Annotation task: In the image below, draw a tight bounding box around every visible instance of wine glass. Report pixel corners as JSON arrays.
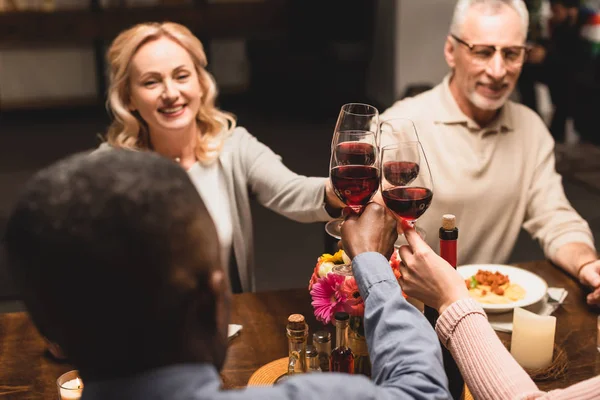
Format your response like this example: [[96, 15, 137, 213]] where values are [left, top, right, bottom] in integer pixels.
[[325, 130, 380, 239], [380, 142, 434, 247], [325, 103, 379, 239], [379, 118, 427, 245], [379, 117, 420, 148], [334, 103, 379, 139]]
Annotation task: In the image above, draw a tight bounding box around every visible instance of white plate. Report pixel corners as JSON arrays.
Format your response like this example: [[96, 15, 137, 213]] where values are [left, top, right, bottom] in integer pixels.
[[457, 264, 548, 314]]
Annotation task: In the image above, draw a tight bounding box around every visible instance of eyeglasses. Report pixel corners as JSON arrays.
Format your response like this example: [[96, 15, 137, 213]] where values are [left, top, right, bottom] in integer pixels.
[[450, 34, 529, 68]]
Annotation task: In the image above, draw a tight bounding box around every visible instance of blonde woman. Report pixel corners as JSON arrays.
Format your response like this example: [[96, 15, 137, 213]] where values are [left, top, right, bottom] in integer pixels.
[[98, 22, 343, 293]]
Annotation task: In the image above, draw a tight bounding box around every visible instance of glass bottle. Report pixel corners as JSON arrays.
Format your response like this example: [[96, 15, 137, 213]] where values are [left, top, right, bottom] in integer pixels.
[[313, 330, 331, 372], [286, 314, 308, 375], [306, 345, 322, 372], [438, 214, 464, 400], [330, 311, 354, 373]]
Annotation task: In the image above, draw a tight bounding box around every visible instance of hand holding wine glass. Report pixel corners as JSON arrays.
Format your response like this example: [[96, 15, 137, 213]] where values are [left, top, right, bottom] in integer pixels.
[[341, 202, 398, 261], [396, 225, 468, 314]]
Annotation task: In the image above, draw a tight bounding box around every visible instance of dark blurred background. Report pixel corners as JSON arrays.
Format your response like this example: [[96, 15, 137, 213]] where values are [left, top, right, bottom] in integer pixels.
[[1, 0, 600, 312]]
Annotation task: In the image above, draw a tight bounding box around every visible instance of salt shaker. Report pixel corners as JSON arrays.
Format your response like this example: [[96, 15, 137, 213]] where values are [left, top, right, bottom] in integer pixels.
[[313, 330, 331, 372]]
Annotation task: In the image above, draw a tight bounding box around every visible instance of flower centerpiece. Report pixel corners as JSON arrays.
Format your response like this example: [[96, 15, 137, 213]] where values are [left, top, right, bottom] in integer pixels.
[[308, 249, 404, 376]]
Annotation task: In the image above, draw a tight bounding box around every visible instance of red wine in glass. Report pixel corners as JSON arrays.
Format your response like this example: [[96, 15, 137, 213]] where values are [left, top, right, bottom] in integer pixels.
[[383, 161, 420, 186], [335, 142, 376, 166], [382, 187, 433, 222], [330, 165, 379, 212]]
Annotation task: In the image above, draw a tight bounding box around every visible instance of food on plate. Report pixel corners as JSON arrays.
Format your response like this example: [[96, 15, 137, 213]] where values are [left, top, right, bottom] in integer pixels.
[[465, 269, 526, 304]]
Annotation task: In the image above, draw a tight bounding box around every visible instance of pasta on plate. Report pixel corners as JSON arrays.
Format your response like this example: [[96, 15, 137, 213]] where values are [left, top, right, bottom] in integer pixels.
[[465, 270, 526, 304]]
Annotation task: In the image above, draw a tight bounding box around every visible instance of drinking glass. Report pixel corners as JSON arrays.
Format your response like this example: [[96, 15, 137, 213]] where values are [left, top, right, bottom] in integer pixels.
[[56, 370, 83, 400], [325, 103, 379, 239], [380, 118, 428, 245], [379, 117, 420, 147], [334, 103, 379, 140], [325, 130, 379, 239], [380, 142, 434, 247]]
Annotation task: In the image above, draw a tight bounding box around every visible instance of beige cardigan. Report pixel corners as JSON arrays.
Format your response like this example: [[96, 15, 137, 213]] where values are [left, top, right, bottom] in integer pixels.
[[214, 127, 331, 291], [96, 127, 331, 292]]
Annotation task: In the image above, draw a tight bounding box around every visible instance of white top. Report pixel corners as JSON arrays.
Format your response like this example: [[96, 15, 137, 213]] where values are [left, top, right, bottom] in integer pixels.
[[187, 161, 233, 266]]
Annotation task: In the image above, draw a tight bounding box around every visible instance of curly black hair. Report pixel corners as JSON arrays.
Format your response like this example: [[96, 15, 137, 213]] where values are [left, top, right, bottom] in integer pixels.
[[3, 149, 221, 379]]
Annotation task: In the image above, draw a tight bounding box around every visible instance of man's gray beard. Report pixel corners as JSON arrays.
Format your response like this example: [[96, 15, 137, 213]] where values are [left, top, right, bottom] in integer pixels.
[[468, 89, 512, 111]]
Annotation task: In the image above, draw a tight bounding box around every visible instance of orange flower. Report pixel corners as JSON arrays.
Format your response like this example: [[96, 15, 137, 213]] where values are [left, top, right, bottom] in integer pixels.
[[389, 249, 401, 274], [309, 250, 346, 291], [341, 277, 365, 316]]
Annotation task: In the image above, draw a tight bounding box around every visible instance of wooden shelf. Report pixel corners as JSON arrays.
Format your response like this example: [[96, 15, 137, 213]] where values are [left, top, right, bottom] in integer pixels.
[[0, 1, 287, 47]]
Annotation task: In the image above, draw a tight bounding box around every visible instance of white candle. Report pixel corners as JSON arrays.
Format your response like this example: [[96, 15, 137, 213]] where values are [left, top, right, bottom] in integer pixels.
[[510, 307, 556, 370], [59, 377, 83, 400]]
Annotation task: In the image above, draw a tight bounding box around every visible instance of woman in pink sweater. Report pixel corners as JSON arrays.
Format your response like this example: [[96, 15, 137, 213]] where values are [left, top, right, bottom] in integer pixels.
[[397, 226, 600, 400]]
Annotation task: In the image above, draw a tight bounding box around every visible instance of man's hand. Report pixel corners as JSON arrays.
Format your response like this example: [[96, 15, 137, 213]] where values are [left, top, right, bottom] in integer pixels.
[[340, 203, 398, 260], [397, 226, 469, 314], [579, 261, 600, 305], [553, 243, 600, 306], [371, 191, 406, 236]]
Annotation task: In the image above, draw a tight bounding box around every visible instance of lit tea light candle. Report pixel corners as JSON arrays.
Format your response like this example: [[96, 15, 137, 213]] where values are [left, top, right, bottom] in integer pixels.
[[510, 307, 556, 370], [57, 371, 84, 400]]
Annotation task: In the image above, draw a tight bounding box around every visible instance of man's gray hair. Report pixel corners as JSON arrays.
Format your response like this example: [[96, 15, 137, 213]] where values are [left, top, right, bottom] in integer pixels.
[[449, 0, 529, 37]]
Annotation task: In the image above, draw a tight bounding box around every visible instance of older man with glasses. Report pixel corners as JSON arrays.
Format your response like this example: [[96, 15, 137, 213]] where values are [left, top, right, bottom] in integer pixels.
[[381, 0, 599, 305]]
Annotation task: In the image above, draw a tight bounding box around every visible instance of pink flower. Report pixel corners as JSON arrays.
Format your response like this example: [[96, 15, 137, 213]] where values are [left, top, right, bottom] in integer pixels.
[[310, 273, 349, 324], [341, 277, 364, 317]]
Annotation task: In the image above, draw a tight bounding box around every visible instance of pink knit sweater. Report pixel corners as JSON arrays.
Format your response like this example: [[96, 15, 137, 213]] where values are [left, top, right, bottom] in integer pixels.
[[436, 298, 600, 399]]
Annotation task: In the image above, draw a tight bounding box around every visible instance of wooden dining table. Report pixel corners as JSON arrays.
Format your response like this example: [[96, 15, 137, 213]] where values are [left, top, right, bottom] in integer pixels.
[[0, 260, 598, 398]]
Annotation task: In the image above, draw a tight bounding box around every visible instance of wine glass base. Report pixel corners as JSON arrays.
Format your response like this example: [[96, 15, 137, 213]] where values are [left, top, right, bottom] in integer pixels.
[[325, 219, 343, 240], [394, 225, 426, 248]]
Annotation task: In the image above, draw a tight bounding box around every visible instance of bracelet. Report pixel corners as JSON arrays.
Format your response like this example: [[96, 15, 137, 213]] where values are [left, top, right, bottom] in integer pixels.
[[577, 259, 598, 277]]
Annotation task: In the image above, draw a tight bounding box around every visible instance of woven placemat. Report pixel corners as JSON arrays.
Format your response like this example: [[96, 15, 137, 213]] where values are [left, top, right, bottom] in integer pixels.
[[247, 358, 475, 397], [247, 357, 288, 386], [248, 359, 473, 400], [464, 386, 473, 400]]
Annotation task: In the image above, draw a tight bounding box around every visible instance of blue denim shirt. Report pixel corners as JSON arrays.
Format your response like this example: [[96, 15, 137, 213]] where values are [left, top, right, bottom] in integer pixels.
[[82, 252, 450, 400]]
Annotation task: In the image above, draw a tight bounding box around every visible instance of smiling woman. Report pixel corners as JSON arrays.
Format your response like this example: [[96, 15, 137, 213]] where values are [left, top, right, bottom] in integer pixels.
[[104, 23, 232, 166], [95, 22, 345, 293]]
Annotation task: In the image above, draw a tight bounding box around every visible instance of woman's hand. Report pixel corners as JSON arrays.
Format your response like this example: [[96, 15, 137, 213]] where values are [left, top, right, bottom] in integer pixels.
[[397, 225, 469, 314]]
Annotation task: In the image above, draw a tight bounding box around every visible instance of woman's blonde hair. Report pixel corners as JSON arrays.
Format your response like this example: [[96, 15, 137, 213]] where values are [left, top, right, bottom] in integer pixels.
[[105, 22, 236, 164]]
